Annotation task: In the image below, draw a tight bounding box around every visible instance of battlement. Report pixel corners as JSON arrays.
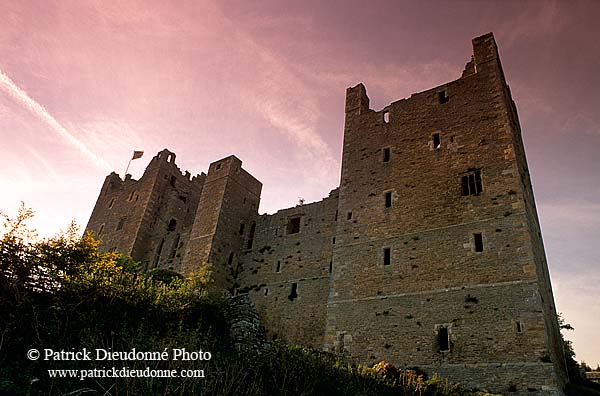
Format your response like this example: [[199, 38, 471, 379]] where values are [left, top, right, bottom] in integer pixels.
[[85, 33, 567, 396]]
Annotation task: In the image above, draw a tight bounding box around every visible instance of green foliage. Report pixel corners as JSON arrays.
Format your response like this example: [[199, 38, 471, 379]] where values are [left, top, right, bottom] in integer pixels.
[[0, 205, 496, 395]]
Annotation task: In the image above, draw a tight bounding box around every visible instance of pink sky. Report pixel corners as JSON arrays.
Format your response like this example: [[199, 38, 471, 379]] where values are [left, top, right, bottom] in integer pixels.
[[1, 0, 599, 367]]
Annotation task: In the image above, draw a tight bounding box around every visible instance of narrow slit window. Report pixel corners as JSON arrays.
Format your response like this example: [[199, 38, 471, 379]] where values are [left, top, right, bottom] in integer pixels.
[[438, 327, 450, 351], [383, 111, 390, 123], [170, 234, 181, 258], [108, 198, 115, 209], [347, 211, 353, 220], [432, 133, 441, 149], [461, 169, 483, 196], [474, 233, 484, 252], [246, 222, 256, 249], [98, 224, 104, 236], [329, 261, 333, 273], [239, 223, 245, 235], [385, 191, 392, 208], [383, 247, 391, 266], [383, 147, 390, 162], [438, 90, 449, 104], [228, 252, 235, 266], [275, 260, 281, 273], [264, 288, 269, 296], [153, 239, 164, 268], [288, 282, 298, 301]]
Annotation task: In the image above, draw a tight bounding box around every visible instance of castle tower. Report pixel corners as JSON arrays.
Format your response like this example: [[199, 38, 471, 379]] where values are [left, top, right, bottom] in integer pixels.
[[85, 149, 205, 271], [323, 33, 567, 395], [181, 155, 262, 291], [84, 33, 568, 396]]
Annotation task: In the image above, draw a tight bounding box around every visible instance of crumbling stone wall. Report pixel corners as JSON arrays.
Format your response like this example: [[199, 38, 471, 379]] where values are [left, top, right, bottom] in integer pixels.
[[85, 149, 204, 272], [85, 33, 567, 396], [224, 294, 266, 355], [239, 189, 338, 349], [323, 33, 566, 395], [181, 155, 262, 290]]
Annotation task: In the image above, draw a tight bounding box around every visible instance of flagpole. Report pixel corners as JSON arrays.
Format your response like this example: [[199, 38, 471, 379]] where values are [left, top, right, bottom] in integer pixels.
[[124, 150, 144, 176], [124, 156, 133, 176]]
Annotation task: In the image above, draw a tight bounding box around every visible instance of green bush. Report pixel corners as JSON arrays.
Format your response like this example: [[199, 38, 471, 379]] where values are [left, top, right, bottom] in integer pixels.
[[0, 205, 491, 395]]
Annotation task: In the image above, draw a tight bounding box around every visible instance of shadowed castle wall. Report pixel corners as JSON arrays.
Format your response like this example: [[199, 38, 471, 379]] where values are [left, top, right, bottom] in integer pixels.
[[239, 189, 338, 348], [85, 33, 567, 396], [85, 149, 205, 272], [322, 33, 566, 395]]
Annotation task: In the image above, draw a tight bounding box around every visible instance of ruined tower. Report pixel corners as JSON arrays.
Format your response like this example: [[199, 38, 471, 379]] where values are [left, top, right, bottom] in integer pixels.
[[181, 155, 262, 290], [85, 149, 205, 272], [323, 33, 567, 394], [85, 33, 567, 395]]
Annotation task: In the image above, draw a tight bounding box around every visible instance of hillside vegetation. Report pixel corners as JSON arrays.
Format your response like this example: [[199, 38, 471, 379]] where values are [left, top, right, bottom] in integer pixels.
[[0, 205, 500, 395]]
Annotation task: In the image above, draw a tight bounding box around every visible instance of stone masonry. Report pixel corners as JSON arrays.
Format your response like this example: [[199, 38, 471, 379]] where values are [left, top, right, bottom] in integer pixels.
[[85, 33, 568, 395]]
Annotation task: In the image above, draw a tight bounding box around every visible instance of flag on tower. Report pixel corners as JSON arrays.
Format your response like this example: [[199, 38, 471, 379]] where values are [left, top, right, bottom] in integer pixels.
[[132, 150, 144, 160]]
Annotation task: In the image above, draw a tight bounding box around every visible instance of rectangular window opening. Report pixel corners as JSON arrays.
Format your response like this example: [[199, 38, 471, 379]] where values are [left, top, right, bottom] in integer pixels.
[[383, 147, 390, 162], [347, 211, 353, 220], [383, 247, 391, 266], [432, 133, 441, 149], [516, 321, 524, 333], [438, 90, 449, 104], [287, 216, 301, 234], [461, 169, 483, 196], [384, 191, 392, 208], [329, 261, 333, 273], [264, 288, 269, 296], [239, 223, 245, 235], [474, 233, 484, 252], [288, 282, 298, 301], [438, 327, 449, 351]]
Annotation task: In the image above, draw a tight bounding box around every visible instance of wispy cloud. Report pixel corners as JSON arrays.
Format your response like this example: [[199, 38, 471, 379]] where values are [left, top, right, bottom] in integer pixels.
[[497, 0, 566, 47], [211, 5, 339, 190], [0, 68, 111, 171]]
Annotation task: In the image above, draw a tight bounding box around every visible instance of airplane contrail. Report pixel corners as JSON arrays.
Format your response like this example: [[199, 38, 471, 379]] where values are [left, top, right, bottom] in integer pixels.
[[0, 68, 112, 172]]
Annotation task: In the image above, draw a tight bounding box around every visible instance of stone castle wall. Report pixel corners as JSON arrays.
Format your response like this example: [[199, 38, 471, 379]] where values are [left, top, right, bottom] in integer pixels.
[[85, 33, 567, 395]]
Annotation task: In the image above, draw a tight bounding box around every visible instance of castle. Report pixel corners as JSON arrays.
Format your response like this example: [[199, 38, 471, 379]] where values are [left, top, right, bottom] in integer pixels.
[[85, 33, 568, 395]]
